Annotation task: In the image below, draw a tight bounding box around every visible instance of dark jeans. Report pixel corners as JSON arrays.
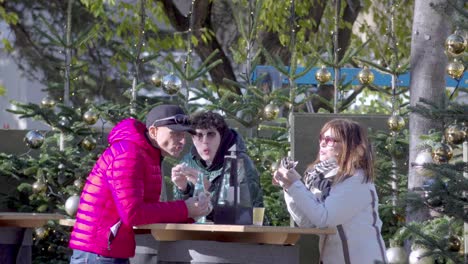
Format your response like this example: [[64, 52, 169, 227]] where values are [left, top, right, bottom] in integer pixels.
[[70, 249, 129, 264]]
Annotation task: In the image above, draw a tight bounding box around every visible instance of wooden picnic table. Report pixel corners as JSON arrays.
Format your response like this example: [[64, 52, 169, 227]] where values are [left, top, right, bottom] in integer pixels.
[[0, 212, 66, 264], [135, 223, 334, 245], [134, 223, 335, 264], [0, 212, 65, 228]]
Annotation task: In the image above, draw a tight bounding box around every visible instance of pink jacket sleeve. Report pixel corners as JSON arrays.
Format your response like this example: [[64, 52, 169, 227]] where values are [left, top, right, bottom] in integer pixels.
[[106, 146, 189, 226]]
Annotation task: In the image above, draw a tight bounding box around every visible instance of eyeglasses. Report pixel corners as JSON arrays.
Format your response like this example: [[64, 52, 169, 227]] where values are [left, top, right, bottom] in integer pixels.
[[192, 131, 218, 141], [319, 135, 340, 147], [151, 114, 190, 127]]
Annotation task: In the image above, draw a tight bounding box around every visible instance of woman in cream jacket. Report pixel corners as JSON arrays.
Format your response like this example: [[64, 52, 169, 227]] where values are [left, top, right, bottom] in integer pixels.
[[274, 119, 388, 264]]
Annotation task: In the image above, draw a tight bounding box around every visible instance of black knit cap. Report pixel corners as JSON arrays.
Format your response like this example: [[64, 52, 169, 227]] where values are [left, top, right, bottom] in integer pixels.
[[145, 105, 194, 133]]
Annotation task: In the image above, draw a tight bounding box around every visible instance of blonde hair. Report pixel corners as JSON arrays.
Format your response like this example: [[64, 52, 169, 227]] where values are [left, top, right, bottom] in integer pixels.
[[307, 119, 375, 184]]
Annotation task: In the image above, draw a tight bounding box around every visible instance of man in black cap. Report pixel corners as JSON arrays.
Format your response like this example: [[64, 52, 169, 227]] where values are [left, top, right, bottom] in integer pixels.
[[145, 104, 194, 157], [69, 105, 209, 264]]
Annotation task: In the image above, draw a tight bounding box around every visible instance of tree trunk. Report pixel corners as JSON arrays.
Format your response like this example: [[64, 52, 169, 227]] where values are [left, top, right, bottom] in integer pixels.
[[407, 0, 450, 223]]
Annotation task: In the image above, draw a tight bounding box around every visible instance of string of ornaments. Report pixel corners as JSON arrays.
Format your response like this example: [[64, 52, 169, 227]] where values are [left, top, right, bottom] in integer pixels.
[[149, 0, 195, 96], [413, 29, 466, 179], [24, 95, 101, 218], [390, 30, 466, 264]]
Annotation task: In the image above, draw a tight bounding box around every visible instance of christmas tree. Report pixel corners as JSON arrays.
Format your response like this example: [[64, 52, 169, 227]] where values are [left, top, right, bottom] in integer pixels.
[[0, 0, 430, 263]]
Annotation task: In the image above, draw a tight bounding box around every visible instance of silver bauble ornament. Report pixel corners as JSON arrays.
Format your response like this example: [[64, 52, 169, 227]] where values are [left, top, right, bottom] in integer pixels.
[[264, 103, 280, 120], [431, 143, 453, 164], [32, 180, 47, 193], [386, 247, 408, 264], [270, 161, 279, 173], [444, 124, 465, 145], [150, 72, 162, 87], [315, 66, 332, 84], [461, 121, 468, 141], [40, 96, 56, 109], [422, 179, 443, 207], [358, 66, 375, 85], [408, 248, 434, 264], [83, 109, 99, 125], [445, 33, 465, 56], [162, 74, 182, 95], [413, 149, 434, 177], [24, 130, 45, 149], [237, 109, 254, 123], [58, 116, 70, 128], [387, 115, 405, 132], [35, 227, 49, 239], [81, 136, 97, 151], [65, 195, 80, 216], [57, 174, 67, 185]]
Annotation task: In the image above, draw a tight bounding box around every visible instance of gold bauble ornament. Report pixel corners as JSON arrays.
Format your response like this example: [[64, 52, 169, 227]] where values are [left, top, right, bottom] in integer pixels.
[[431, 143, 453, 164], [444, 124, 465, 145], [161, 74, 182, 95], [48, 244, 57, 253], [83, 109, 99, 125], [35, 227, 49, 239], [32, 180, 47, 193], [445, 33, 466, 56], [387, 115, 405, 132], [446, 60, 465, 79], [150, 72, 162, 87], [358, 66, 375, 85], [315, 66, 331, 84], [65, 195, 80, 217], [40, 96, 56, 109], [413, 149, 434, 177], [24, 130, 45, 149], [81, 136, 97, 151], [446, 235, 461, 252], [73, 178, 84, 189], [263, 103, 280, 120]]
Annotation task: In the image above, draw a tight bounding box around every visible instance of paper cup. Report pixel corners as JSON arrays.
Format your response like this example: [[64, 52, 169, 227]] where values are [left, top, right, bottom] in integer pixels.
[[252, 207, 265, 226]]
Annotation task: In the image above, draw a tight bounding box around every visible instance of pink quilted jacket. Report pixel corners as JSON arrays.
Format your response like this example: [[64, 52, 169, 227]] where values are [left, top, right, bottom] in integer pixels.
[[69, 118, 189, 258]]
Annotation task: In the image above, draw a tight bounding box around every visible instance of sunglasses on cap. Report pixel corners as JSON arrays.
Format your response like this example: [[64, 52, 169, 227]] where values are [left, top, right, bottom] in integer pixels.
[[151, 114, 190, 127]]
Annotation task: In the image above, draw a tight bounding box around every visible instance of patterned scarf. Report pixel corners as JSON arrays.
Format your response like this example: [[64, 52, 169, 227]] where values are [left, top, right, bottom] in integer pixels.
[[303, 159, 338, 201]]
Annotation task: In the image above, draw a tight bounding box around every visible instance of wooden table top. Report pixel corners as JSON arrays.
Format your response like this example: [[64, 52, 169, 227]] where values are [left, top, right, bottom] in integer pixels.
[[136, 223, 335, 245], [0, 212, 66, 228], [59, 220, 335, 245], [136, 223, 334, 234]]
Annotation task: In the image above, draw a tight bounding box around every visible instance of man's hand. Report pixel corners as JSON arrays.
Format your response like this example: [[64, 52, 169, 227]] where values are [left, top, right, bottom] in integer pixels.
[[171, 164, 189, 191], [184, 197, 210, 219]]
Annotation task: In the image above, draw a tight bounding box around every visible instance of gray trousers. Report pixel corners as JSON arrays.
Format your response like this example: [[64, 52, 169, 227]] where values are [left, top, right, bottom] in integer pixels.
[[0, 227, 32, 264]]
